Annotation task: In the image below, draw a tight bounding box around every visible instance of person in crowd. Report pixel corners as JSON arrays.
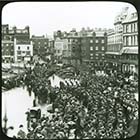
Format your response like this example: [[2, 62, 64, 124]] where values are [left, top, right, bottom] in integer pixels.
[[17, 125, 26, 139], [4, 62, 138, 139]]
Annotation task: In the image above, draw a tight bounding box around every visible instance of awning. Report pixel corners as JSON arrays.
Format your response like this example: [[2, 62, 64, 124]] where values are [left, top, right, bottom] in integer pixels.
[[120, 47, 138, 54], [105, 52, 120, 55]]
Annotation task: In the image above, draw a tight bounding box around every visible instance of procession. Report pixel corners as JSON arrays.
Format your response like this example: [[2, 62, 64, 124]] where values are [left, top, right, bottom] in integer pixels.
[[2, 2, 139, 139], [2, 61, 138, 139]]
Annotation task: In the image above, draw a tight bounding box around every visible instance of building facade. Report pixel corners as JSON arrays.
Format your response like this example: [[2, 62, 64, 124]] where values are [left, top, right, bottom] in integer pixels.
[[2, 24, 33, 63], [81, 30, 107, 70], [121, 11, 138, 74], [105, 7, 138, 74], [54, 28, 107, 69], [14, 38, 33, 62], [2, 40, 14, 63], [106, 7, 129, 72], [31, 35, 49, 61], [54, 37, 69, 63]]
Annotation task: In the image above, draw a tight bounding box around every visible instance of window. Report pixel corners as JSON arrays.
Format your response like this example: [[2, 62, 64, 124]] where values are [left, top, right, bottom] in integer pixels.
[[26, 51, 30, 55], [126, 36, 129, 46], [90, 46, 93, 51], [131, 24, 133, 32], [17, 51, 21, 55], [123, 36, 126, 46], [102, 46, 105, 51], [18, 46, 20, 50], [123, 25, 126, 33], [132, 36, 135, 45], [135, 23, 138, 32], [6, 44, 9, 46], [95, 46, 98, 50], [90, 39, 93, 43], [27, 46, 30, 50], [90, 56, 93, 59], [96, 39, 98, 43], [38, 42, 40, 44], [95, 57, 98, 59], [17, 56, 22, 60], [90, 53, 93, 56], [95, 54, 99, 56], [126, 25, 129, 32], [101, 40, 104, 43], [102, 54, 105, 56], [23, 51, 25, 53], [135, 35, 138, 45]]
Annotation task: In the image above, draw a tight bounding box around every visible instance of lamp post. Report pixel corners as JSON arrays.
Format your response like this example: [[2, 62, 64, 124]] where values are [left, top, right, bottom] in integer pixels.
[[3, 111, 8, 134], [3, 92, 8, 134], [3, 92, 14, 135]]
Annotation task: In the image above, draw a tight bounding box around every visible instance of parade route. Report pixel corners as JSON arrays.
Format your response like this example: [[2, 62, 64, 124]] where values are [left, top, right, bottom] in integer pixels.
[[2, 87, 34, 137]]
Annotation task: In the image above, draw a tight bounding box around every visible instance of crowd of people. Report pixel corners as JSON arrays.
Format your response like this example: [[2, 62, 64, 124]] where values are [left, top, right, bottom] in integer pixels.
[[2, 73, 24, 90], [13, 62, 138, 139]]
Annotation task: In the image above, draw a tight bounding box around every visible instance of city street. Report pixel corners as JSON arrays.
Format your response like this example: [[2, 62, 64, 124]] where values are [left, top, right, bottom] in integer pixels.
[[2, 73, 138, 138], [2, 87, 34, 137], [1, 2, 138, 139], [2, 75, 63, 137]]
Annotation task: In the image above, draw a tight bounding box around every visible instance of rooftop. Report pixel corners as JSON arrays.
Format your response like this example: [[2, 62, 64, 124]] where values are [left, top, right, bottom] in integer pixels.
[[122, 12, 138, 23]]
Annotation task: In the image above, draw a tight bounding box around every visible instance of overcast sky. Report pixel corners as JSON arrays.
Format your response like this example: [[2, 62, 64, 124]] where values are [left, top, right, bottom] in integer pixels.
[[2, 2, 136, 37]]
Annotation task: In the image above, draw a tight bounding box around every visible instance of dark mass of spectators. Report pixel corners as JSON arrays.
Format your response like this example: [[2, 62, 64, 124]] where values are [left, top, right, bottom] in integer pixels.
[[2, 73, 25, 90], [3, 62, 138, 139], [16, 62, 138, 139]]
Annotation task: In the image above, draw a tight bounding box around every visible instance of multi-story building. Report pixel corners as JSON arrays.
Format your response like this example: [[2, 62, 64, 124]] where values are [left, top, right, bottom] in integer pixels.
[[31, 35, 49, 60], [14, 38, 33, 62], [2, 24, 9, 40], [48, 39, 55, 63], [2, 24, 33, 63], [67, 36, 82, 66], [81, 30, 107, 70], [120, 11, 138, 74], [13, 26, 33, 63], [106, 7, 129, 72], [106, 7, 138, 74], [63, 29, 82, 66], [2, 25, 30, 42], [54, 37, 68, 63], [54, 28, 108, 69], [2, 40, 14, 63]]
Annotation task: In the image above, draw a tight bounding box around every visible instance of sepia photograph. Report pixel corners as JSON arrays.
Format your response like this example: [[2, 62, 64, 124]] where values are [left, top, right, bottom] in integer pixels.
[[1, 1, 139, 139]]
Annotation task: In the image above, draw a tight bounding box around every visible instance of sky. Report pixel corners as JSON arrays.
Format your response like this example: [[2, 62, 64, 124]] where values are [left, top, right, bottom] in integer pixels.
[[2, 2, 137, 37]]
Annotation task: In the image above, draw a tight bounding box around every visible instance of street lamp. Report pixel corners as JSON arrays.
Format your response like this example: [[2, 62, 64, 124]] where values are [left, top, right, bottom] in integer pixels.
[[3, 112, 8, 134], [3, 94, 14, 135]]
